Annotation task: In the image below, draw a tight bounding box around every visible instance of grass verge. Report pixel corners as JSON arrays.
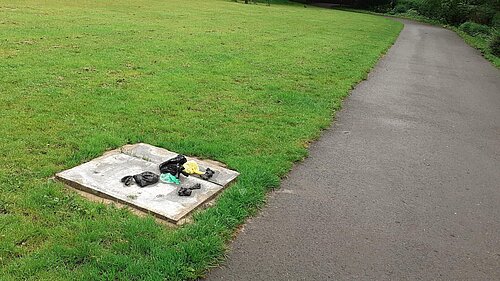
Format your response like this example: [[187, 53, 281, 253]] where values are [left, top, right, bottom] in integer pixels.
[[0, 0, 402, 279], [450, 27, 500, 68]]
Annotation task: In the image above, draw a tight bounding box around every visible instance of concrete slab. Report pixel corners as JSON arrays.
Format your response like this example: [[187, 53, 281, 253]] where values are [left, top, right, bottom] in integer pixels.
[[56, 144, 239, 224]]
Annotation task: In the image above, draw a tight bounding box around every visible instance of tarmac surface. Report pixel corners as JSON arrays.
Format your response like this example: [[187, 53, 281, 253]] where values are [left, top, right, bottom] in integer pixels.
[[206, 19, 500, 280]]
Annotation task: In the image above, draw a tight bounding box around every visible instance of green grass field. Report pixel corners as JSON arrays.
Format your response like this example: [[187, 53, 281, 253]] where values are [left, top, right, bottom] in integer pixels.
[[0, 0, 401, 279]]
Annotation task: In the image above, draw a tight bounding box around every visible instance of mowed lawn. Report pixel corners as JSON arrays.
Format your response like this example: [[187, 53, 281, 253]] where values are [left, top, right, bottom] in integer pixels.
[[0, 0, 401, 280]]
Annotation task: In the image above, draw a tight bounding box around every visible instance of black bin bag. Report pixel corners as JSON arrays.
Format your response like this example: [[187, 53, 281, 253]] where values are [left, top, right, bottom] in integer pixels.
[[121, 171, 159, 187]]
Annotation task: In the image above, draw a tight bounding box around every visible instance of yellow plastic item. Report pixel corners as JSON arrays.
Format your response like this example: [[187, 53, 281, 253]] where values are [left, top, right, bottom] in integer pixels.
[[183, 160, 204, 175]]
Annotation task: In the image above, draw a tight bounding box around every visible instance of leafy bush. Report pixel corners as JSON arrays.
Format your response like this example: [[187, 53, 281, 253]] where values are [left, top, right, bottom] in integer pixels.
[[460, 21, 492, 36], [492, 12, 500, 28], [371, 4, 393, 13], [414, 0, 443, 20], [441, 0, 471, 25], [391, 3, 410, 14], [490, 32, 500, 56], [404, 8, 423, 18], [469, 4, 497, 25], [389, 0, 419, 13], [392, 0, 499, 26]]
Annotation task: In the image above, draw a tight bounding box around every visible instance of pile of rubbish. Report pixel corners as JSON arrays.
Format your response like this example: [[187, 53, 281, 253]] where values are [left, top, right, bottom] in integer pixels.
[[120, 154, 215, 197]]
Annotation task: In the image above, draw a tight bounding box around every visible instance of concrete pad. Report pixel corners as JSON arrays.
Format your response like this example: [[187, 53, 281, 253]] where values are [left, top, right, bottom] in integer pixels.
[[56, 144, 239, 224]]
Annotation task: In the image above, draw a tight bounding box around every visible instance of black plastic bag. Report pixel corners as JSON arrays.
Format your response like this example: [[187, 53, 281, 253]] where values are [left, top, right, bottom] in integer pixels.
[[200, 168, 215, 180], [121, 171, 159, 187], [159, 155, 188, 178], [178, 187, 192, 196]]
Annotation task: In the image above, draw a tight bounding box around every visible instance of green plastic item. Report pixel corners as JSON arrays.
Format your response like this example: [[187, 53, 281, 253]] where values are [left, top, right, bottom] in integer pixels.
[[160, 173, 180, 185]]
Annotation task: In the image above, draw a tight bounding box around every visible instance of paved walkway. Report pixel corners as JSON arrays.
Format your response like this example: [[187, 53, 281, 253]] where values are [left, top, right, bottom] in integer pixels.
[[207, 19, 500, 280]]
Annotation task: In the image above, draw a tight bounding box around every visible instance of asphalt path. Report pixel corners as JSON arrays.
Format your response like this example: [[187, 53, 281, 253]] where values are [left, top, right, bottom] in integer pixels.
[[206, 19, 500, 280]]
